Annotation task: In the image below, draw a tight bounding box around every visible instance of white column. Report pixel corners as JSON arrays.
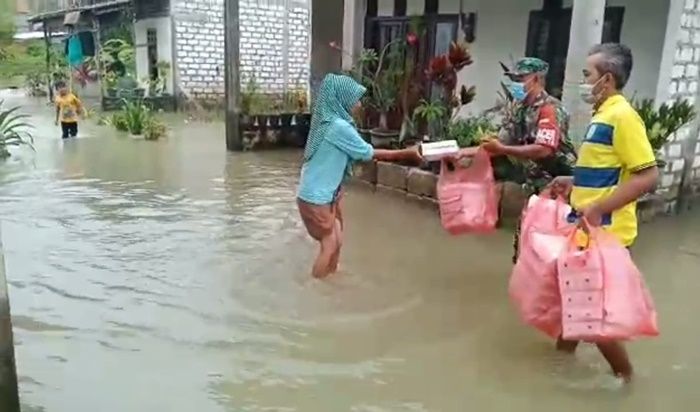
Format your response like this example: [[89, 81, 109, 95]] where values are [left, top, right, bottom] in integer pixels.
[[342, 0, 366, 70], [561, 0, 606, 147]]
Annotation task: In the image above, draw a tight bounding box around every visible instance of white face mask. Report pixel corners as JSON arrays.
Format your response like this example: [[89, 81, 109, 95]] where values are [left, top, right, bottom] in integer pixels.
[[579, 76, 606, 105], [579, 84, 596, 104]]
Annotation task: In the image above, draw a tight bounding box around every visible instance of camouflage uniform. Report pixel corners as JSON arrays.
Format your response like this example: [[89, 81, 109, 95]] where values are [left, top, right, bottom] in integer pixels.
[[500, 58, 578, 262]]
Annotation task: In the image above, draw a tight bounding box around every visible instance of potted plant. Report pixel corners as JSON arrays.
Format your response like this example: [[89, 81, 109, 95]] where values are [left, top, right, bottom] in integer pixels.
[[367, 40, 404, 148], [413, 99, 448, 142], [121, 99, 150, 139], [144, 117, 167, 141], [156, 61, 171, 95], [398, 18, 426, 147], [104, 72, 118, 97], [633, 98, 697, 168], [426, 41, 476, 134], [241, 76, 261, 128]]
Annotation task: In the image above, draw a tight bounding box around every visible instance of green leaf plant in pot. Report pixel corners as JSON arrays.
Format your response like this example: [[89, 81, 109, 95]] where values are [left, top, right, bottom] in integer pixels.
[[366, 39, 404, 148], [413, 99, 447, 142], [633, 97, 697, 169]]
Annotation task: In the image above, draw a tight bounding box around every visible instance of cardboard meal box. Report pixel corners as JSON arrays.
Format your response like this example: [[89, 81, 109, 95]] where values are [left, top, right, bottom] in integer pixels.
[[420, 140, 459, 162]]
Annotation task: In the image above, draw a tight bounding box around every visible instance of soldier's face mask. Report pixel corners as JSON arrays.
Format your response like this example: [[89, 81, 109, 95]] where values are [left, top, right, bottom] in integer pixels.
[[508, 75, 535, 102]]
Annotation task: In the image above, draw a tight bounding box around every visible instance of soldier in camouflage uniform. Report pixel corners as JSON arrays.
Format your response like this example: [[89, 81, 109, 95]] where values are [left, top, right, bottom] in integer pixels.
[[480, 58, 577, 262]]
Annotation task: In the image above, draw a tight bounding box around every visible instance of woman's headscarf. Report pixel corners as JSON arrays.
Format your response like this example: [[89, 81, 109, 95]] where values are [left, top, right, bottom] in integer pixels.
[[303, 73, 367, 162]]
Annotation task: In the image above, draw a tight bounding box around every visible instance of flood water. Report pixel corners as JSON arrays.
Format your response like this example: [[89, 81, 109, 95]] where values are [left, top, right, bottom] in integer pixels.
[[1, 90, 700, 411]]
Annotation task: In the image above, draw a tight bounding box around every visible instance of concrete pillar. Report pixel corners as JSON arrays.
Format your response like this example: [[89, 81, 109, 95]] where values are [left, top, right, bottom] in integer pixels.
[[310, 0, 344, 94], [561, 0, 606, 147], [342, 0, 366, 70], [0, 227, 19, 412]]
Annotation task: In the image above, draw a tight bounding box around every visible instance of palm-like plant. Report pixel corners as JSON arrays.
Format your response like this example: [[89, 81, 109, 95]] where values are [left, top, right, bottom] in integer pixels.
[[0, 100, 34, 159], [121, 99, 150, 136], [633, 98, 697, 152]]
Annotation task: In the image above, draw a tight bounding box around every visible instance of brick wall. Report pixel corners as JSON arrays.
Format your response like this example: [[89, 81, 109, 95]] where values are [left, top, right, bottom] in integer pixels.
[[658, 0, 700, 210], [172, 0, 310, 103]]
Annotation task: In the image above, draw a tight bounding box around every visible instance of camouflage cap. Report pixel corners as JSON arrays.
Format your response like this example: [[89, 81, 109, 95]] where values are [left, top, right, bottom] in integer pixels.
[[505, 57, 550, 77]]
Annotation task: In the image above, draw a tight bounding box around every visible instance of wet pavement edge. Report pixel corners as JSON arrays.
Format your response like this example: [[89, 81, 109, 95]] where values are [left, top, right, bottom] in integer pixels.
[[0, 225, 20, 411]]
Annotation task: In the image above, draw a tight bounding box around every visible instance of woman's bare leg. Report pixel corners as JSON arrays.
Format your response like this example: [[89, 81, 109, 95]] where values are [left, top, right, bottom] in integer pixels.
[[311, 233, 336, 279], [596, 341, 633, 381], [329, 219, 343, 273]]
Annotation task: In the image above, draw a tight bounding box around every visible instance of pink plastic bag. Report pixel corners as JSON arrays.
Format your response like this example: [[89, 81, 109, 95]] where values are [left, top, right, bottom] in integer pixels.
[[558, 228, 659, 342], [509, 195, 574, 338], [437, 149, 499, 235]]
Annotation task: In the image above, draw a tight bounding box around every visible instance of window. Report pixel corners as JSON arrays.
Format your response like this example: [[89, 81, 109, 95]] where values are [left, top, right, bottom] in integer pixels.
[[147, 29, 158, 81], [525, 7, 625, 98], [365, 15, 460, 98]]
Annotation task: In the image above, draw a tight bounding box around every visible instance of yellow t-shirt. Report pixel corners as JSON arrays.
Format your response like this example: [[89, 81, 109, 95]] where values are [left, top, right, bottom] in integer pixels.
[[55, 93, 82, 123], [570, 94, 656, 246]]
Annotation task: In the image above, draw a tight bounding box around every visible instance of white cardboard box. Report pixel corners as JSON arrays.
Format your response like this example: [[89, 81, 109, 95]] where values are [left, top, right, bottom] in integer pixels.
[[420, 140, 459, 162]]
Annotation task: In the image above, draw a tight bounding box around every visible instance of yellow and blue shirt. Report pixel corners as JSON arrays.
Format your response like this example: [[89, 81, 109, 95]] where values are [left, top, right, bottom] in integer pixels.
[[570, 94, 656, 246]]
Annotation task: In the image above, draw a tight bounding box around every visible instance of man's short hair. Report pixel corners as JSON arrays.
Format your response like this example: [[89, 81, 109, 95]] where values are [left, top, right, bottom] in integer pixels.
[[588, 43, 633, 90], [54, 80, 67, 89]]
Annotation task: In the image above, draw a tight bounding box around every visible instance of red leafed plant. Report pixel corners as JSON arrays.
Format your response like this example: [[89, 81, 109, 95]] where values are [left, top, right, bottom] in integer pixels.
[[422, 41, 476, 140], [427, 41, 474, 108]]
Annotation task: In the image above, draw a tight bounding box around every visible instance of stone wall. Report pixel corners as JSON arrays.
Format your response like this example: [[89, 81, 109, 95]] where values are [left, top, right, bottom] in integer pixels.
[[659, 0, 700, 211], [172, 0, 310, 103], [352, 162, 664, 225]]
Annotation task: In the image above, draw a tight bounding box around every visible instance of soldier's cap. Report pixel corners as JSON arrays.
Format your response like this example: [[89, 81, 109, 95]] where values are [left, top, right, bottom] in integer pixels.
[[504, 57, 549, 78]]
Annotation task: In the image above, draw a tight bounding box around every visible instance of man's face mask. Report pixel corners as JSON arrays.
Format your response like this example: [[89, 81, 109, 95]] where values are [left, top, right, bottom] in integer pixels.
[[579, 74, 607, 105]]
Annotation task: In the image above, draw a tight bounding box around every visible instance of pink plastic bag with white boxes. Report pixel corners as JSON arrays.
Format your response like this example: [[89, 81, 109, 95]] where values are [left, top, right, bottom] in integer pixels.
[[509, 195, 573, 338], [557, 227, 659, 342], [437, 149, 499, 235]]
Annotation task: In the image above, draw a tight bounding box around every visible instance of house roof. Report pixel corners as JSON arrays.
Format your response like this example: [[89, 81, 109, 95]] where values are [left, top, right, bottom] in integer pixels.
[[27, 0, 132, 23]]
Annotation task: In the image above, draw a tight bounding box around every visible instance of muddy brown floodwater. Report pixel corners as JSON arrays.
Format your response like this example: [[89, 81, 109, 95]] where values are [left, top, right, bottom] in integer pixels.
[[1, 90, 700, 411]]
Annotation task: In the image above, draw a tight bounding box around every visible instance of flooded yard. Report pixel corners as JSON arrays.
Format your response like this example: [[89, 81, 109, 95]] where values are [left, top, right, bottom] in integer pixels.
[[1, 91, 699, 411]]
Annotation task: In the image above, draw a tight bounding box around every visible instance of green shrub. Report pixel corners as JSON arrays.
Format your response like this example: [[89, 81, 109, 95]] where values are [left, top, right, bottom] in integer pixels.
[[0, 100, 34, 158]]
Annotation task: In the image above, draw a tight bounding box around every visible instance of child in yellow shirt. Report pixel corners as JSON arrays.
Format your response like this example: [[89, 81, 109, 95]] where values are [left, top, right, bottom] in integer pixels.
[[54, 81, 83, 139]]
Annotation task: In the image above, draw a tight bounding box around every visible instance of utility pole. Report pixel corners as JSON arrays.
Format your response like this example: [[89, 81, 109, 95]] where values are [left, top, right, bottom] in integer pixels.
[[224, 0, 243, 151]]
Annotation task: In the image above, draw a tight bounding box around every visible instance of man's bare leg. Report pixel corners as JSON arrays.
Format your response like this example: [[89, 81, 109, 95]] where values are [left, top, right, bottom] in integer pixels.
[[596, 341, 633, 382]]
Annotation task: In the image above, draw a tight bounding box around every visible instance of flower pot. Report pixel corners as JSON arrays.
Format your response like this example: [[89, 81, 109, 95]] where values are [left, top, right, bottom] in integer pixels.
[[130, 133, 144, 140], [255, 115, 268, 130], [268, 114, 281, 129], [107, 88, 117, 97], [370, 128, 399, 148]]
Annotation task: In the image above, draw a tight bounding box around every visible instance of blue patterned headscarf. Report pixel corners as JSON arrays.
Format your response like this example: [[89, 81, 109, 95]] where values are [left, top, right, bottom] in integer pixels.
[[303, 73, 367, 162]]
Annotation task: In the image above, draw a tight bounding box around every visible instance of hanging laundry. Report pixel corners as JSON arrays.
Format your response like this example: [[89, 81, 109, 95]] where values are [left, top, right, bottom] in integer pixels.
[[77, 31, 95, 56], [67, 35, 84, 67], [63, 32, 96, 65]]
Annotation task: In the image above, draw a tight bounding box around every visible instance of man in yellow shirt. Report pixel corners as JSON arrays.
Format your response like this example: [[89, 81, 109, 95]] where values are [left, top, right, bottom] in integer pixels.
[[54, 81, 83, 139], [550, 43, 659, 382]]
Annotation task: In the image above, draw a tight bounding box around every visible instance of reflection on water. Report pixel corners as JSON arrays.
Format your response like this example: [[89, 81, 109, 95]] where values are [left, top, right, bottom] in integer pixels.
[[1, 90, 700, 411]]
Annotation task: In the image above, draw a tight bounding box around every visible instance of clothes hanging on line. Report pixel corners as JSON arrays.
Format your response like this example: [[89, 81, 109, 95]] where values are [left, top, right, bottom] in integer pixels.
[[63, 31, 96, 66]]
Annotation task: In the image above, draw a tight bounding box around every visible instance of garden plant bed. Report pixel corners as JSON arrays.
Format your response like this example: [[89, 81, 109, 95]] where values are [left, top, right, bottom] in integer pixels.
[[102, 95, 177, 112], [352, 161, 667, 227]]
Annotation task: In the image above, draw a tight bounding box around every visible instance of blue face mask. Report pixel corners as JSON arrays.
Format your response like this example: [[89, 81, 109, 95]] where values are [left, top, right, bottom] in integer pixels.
[[508, 81, 527, 102]]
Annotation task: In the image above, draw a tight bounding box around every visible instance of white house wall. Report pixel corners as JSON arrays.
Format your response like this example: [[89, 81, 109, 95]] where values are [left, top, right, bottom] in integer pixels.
[[368, 0, 669, 114], [134, 17, 175, 95], [171, 0, 311, 102]]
